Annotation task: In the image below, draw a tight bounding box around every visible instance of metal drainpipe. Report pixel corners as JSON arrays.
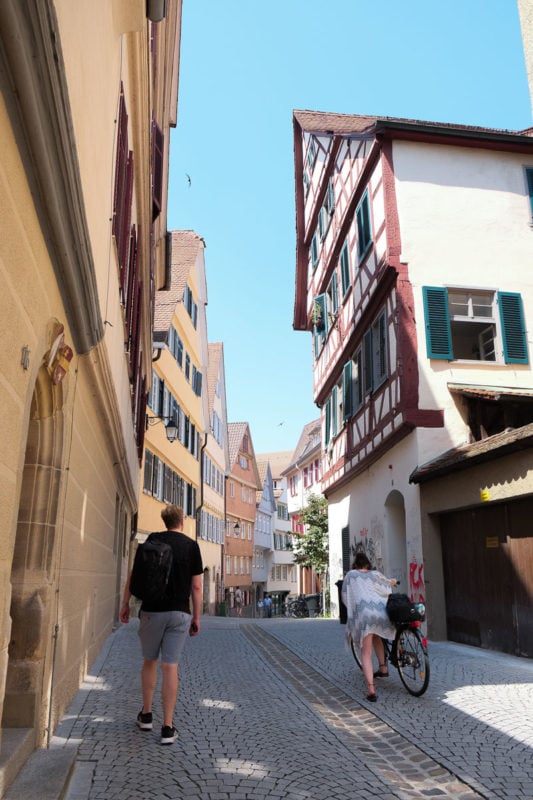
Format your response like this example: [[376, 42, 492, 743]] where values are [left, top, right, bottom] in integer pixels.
[[195, 433, 208, 541]]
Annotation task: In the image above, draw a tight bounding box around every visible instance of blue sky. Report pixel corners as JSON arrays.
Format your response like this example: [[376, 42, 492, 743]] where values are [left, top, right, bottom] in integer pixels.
[[167, 0, 531, 455]]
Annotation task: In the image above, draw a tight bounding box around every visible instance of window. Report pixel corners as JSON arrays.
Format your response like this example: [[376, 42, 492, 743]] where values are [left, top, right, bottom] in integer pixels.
[[312, 293, 328, 358], [229, 481, 235, 498], [318, 179, 334, 240], [307, 136, 317, 170], [185, 353, 190, 381], [526, 167, 533, 219], [310, 232, 319, 270], [356, 191, 372, 260], [226, 555, 232, 575], [327, 271, 338, 320], [289, 475, 297, 496], [239, 455, 248, 469], [340, 241, 350, 298], [422, 287, 528, 364], [303, 170, 310, 198]]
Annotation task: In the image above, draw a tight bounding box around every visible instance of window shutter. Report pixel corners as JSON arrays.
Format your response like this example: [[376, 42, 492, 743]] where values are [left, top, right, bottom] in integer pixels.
[[152, 119, 164, 220], [342, 361, 353, 421], [356, 192, 372, 258], [363, 329, 373, 394], [340, 242, 350, 296], [526, 168, 533, 217], [143, 450, 153, 493], [324, 398, 331, 445], [422, 286, 452, 360], [498, 292, 528, 364], [332, 385, 338, 437], [331, 271, 338, 314]]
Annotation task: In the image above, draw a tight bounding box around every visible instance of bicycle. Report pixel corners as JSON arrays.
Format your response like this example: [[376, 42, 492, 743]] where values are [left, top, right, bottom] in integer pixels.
[[284, 597, 309, 618], [349, 619, 430, 697]]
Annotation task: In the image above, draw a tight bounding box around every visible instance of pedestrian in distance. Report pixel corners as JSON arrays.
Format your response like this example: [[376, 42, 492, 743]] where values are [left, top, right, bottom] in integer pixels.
[[257, 597, 264, 618], [263, 594, 272, 618], [120, 505, 203, 745], [234, 586, 243, 617], [341, 552, 398, 702]]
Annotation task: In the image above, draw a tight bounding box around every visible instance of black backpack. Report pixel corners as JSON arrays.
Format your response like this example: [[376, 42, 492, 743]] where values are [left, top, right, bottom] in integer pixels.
[[130, 537, 174, 603], [386, 593, 425, 624]]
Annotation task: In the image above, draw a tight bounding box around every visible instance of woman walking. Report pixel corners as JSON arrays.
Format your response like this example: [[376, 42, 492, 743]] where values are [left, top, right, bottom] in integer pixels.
[[342, 553, 397, 702]]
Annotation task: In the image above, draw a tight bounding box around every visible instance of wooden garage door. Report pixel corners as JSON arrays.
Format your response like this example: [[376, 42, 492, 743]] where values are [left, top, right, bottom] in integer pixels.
[[440, 498, 533, 657]]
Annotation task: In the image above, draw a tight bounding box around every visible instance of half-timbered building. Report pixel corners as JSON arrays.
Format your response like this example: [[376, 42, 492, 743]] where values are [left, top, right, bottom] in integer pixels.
[[293, 110, 533, 654]]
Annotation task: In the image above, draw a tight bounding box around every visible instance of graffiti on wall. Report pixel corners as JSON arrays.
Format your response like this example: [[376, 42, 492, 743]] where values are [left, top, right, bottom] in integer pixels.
[[409, 559, 425, 604]]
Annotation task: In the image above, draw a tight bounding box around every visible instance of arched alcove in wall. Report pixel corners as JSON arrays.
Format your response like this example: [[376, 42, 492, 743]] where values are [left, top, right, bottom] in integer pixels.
[[2, 365, 64, 734], [384, 490, 407, 588]]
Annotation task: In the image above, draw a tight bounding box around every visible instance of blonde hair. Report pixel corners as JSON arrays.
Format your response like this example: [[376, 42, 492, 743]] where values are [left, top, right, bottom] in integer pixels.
[[161, 505, 183, 529]]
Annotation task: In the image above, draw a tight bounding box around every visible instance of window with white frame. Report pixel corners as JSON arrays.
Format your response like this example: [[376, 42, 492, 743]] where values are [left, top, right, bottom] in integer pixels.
[[226, 555, 232, 575], [423, 287, 528, 364]]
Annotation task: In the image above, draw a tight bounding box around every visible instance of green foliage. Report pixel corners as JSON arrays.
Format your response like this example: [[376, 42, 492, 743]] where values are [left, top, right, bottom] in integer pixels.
[[292, 493, 329, 577]]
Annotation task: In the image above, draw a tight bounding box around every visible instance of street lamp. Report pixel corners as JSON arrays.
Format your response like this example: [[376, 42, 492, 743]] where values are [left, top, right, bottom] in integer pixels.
[[145, 414, 179, 443], [234, 521, 240, 536]]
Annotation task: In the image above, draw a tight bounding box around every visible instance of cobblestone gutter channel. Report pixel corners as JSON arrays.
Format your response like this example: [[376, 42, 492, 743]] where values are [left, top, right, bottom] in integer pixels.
[[242, 625, 484, 800]]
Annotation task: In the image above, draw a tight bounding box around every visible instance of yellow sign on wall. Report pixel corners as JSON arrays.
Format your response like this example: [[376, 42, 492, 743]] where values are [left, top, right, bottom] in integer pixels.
[[485, 536, 499, 549], [480, 489, 490, 502]]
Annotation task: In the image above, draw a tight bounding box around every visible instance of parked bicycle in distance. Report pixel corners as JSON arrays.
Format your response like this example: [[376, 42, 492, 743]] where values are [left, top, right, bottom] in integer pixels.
[[350, 605, 430, 697], [283, 597, 309, 618]]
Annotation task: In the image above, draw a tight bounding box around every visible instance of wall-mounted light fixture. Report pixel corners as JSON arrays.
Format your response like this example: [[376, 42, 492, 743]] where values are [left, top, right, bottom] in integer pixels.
[[147, 0, 166, 22], [234, 521, 240, 535], [146, 414, 178, 443]]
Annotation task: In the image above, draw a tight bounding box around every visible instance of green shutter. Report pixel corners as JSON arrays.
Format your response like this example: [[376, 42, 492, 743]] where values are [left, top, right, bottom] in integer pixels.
[[498, 292, 528, 364], [340, 241, 350, 296], [422, 286, 452, 360], [363, 329, 373, 393], [331, 386, 338, 437], [343, 361, 353, 421], [324, 398, 331, 445]]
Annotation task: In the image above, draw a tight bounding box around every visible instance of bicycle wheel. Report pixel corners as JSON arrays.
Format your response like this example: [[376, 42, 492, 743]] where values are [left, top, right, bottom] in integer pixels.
[[349, 636, 362, 670], [394, 627, 430, 696]]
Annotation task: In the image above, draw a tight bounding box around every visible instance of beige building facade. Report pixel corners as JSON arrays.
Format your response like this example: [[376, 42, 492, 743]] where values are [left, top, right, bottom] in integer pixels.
[[0, 0, 181, 778]]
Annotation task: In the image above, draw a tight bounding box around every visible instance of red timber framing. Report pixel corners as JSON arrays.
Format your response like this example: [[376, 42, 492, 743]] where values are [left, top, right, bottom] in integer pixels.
[[292, 111, 444, 495]]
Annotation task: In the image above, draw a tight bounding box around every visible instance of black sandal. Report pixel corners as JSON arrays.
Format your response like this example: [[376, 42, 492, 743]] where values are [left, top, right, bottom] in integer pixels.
[[373, 662, 389, 678], [366, 683, 377, 701]]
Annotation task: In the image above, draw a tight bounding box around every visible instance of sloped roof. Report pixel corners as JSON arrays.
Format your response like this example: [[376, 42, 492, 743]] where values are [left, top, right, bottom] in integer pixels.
[[256, 450, 293, 479], [227, 422, 248, 468], [409, 423, 533, 484], [293, 110, 531, 141], [154, 230, 205, 338], [282, 419, 321, 474]]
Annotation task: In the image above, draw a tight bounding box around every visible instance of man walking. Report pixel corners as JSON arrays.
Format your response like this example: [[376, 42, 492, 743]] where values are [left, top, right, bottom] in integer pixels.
[[120, 505, 203, 745]]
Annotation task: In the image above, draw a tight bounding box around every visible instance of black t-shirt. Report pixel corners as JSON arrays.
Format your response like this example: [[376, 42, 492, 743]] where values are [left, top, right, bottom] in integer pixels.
[[140, 530, 203, 613]]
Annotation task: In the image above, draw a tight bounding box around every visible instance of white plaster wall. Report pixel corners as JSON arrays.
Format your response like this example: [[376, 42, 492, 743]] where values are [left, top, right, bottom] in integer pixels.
[[393, 141, 533, 449]]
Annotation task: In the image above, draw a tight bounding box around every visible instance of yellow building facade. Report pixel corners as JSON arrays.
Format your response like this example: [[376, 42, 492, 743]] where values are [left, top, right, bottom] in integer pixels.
[[139, 231, 213, 566], [0, 0, 181, 777]]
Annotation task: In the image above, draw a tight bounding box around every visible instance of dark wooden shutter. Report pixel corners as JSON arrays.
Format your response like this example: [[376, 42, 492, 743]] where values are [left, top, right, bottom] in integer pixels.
[[152, 119, 164, 220], [363, 329, 373, 393], [341, 526, 351, 574], [342, 361, 353, 421], [498, 292, 528, 364], [422, 286, 453, 360]]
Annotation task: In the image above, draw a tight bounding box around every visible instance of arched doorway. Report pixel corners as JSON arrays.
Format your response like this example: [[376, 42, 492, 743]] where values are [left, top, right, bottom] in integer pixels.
[[2, 365, 64, 742], [384, 490, 407, 588]]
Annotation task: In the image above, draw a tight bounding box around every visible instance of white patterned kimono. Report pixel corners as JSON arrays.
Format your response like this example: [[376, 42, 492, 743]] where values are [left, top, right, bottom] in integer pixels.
[[341, 569, 396, 650]]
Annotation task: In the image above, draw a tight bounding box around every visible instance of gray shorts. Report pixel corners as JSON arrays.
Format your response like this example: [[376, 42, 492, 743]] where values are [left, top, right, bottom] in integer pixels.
[[138, 610, 191, 663]]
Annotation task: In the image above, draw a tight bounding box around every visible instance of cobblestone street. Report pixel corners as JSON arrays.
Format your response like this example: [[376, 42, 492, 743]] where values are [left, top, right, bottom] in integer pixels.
[[47, 616, 533, 800]]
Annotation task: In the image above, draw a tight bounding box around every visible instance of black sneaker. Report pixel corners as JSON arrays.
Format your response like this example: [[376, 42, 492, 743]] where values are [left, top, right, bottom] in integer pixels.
[[161, 725, 177, 745], [136, 710, 153, 730]]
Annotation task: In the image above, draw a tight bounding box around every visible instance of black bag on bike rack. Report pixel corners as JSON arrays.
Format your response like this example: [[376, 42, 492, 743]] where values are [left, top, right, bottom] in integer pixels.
[[386, 593, 425, 623]]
